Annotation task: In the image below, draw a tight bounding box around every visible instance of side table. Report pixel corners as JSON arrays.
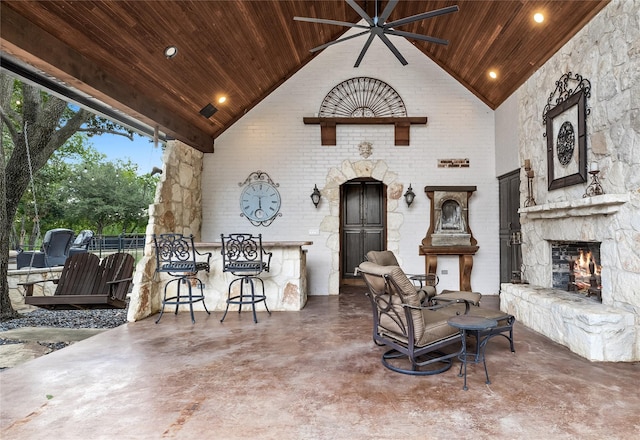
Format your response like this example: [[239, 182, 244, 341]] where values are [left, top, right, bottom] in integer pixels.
[[448, 315, 498, 390]]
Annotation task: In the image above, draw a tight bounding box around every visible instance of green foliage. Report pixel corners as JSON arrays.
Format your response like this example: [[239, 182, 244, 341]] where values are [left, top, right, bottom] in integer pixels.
[[65, 159, 157, 235], [15, 148, 158, 243], [4, 80, 158, 247]]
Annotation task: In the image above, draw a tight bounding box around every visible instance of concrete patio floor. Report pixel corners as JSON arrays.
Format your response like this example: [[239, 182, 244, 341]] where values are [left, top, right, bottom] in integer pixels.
[[1, 291, 639, 439]]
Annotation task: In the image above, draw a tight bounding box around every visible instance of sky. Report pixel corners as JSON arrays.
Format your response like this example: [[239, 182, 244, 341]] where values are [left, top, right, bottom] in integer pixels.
[[88, 132, 164, 175]]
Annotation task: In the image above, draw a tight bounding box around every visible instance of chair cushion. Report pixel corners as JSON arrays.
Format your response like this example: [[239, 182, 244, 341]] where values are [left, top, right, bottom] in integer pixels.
[[366, 250, 400, 266], [419, 285, 437, 301], [360, 262, 443, 346], [435, 290, 482, 306], [416, 308, 461, 347]]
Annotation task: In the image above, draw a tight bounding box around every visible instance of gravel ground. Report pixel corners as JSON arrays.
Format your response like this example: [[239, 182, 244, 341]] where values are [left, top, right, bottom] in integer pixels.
[[0, 307, 128, 355], [0, 307, 128, 332]]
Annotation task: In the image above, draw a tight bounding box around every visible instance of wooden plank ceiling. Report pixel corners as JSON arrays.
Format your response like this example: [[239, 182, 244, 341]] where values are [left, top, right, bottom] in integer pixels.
[[0, 0, 609, 152]]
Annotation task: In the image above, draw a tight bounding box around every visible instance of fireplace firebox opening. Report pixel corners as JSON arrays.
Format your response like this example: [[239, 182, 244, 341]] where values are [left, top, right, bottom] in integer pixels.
[[551, 241, 602, 301]]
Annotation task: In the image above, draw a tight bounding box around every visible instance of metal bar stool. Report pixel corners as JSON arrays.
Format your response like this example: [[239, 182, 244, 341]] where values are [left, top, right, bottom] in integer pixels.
[[220, 233, 272, 323], [153, 233, 211, 324]]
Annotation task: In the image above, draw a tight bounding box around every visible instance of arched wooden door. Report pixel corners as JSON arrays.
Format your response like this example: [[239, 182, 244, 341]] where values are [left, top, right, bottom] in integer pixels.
[[340, 179, 386, 286]]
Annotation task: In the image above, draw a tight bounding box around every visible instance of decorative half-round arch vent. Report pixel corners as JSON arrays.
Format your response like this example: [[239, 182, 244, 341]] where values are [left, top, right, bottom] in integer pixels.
[[319, 77, 406, 118]]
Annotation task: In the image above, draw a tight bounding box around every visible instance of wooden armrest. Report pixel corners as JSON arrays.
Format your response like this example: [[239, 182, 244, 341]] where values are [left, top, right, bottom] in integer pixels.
[[18, 278, 60, 296], [18, 278, 60, 287], [106, 277, 133, 285]]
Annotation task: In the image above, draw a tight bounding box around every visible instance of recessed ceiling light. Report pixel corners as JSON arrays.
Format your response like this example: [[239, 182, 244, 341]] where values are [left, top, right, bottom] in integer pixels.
[[164, 46, 178, 59], [489, 71, 497, 79], [534, 13, 544, 23], [218, 96, 227, 104]]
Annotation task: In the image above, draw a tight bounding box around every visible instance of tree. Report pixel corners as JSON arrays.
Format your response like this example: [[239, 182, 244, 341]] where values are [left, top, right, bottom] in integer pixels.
[[0, 74, 135, 319], [12, 134, 97, 249], [65, 160, 156, 235]]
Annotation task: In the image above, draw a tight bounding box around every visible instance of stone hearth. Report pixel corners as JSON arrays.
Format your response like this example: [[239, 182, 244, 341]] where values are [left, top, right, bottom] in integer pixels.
[[501, 283, 635, 361], [500, 194, 638, 362]]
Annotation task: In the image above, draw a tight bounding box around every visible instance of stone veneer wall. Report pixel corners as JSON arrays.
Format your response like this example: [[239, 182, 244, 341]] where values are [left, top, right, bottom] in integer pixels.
[[501, 0, 639, 361], [320, 159, 404, 295], [189, 243, 308, 312], [127, 141, 204, 321], [7, 267, 62, 312], [516, 0, 639, 312]]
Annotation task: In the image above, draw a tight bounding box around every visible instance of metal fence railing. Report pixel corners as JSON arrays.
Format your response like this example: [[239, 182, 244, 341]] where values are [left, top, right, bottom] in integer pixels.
[[90, 233, 146, 258]]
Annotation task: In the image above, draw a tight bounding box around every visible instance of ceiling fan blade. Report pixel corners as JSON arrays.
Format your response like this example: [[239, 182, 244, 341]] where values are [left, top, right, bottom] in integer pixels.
[[377, 33, 408, 66], [378, 0, 399, 24], [385, 5, 459, 29], [346, 0, 375, 26], [294, 16, 368, 29], [386, 29, 449, 45], [354, 33, 376, 67], [309, 30, 371, 53]]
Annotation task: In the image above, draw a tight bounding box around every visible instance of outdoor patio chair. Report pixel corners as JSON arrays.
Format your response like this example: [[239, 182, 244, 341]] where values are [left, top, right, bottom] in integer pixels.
[[357, 260, 466, 375], [220, 233, 272, 324], [358, 261, 515, 376], [365, 250, 482, 306], [16, 228, 74, 269], [366, 250, 437, 302], [153, 233, 211, 324], [68, 229, 94, 256]]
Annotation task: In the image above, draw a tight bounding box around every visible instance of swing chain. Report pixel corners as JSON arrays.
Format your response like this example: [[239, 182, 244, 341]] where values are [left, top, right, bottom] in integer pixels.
[[22, 121, 43, 288]]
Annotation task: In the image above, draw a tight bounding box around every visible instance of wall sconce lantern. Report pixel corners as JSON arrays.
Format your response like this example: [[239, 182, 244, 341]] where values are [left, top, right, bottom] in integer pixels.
[[310, 184, 321, 208], [404, 184, 416, 207]]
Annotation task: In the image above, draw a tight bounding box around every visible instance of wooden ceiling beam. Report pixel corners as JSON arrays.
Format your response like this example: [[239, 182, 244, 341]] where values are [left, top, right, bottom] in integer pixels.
[[0, 3, 214, 153]]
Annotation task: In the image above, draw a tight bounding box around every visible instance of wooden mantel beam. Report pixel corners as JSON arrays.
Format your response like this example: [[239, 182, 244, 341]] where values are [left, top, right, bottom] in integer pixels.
[[303, 117, 428, 146]]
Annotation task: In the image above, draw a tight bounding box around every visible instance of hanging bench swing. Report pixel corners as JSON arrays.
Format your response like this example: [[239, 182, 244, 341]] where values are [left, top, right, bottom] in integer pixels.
[[20, 252, 135, 310], [16, 121, 135, 310]]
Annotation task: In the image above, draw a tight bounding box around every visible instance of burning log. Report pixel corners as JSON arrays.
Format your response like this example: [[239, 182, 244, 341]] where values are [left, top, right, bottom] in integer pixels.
[[568, 250, 602, 301]]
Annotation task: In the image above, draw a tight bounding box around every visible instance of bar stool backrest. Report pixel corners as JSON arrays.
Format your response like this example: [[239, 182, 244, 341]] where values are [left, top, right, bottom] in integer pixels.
[[153, 233, 210, 276], [220, 233, 272, 276]]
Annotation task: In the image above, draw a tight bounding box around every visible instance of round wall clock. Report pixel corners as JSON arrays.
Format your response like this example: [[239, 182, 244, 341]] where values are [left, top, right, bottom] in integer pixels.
[[239, 171, 282, 226]]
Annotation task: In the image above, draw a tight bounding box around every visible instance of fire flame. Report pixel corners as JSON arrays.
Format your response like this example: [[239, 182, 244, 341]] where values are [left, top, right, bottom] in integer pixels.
[[571, 250, 601, 291]]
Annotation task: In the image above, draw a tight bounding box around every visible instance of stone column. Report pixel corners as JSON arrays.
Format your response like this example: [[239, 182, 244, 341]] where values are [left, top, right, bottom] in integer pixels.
[[127, 141, 204, 321]]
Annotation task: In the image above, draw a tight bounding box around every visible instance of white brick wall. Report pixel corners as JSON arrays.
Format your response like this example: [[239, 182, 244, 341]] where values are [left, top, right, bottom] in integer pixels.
[[202, 32, 498, 295]]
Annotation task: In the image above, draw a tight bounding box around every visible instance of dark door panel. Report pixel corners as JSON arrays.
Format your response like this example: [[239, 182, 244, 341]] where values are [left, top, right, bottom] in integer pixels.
[[344, 184, 362, 226], [364, 229, 384, 253], [364, 183, 383, 225], [498, 170, 522, 284], [341, 180, 386, 284], [343, 230, 365, 277]]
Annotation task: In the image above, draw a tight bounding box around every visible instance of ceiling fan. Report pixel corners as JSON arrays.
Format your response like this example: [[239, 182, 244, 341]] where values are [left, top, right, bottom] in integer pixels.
[[294, 0, 459, 67]]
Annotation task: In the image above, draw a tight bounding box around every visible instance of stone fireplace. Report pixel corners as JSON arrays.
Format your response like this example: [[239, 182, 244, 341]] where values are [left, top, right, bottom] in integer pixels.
[[499, 0, 639, 363], [500, 194, 638, 362]]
